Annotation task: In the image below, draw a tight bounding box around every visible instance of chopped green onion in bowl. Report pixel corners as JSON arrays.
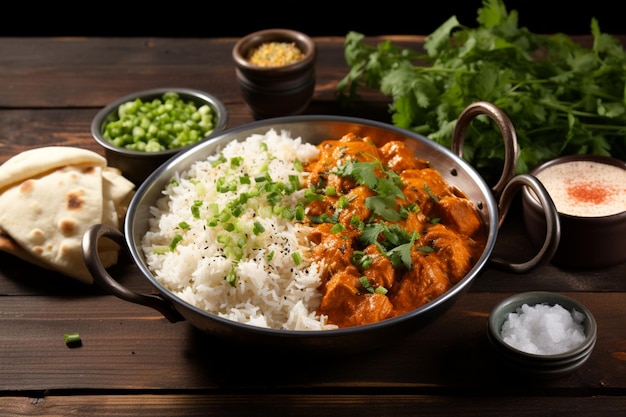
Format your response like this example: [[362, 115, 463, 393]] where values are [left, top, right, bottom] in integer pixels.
[[102, 91, 217, 152], [90, 87, 228, 184]]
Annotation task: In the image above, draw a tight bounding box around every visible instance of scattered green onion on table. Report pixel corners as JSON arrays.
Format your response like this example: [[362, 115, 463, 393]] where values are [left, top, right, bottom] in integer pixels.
[[63, 332, 82, 347]]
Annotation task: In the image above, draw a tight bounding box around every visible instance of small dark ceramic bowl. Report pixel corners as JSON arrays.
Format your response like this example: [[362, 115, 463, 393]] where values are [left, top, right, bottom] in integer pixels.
[[232, 29, 316, 119], [91, 87, 228, 185], [487, 291, 597, 379], [522, 155, 626, 268]]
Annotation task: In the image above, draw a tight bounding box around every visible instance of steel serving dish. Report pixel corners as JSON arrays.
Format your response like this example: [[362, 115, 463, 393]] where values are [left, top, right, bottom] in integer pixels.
[[83, 102, 560, 354]]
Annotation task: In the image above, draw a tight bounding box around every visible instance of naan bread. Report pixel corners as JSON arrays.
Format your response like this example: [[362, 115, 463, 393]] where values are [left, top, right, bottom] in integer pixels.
[[0, 146, 134, 284], [0, 146, 107, 192]]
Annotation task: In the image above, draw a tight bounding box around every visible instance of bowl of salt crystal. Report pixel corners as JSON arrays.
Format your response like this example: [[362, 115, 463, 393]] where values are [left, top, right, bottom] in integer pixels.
[[486, 291, 597, 379]]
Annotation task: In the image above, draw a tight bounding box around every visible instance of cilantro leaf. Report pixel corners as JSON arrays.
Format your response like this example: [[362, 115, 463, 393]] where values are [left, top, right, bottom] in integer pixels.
[[365, 196, 400, 222], [386, 230, 418, 269], [359, 223, 385, 246], [338, 0, 626, 182]]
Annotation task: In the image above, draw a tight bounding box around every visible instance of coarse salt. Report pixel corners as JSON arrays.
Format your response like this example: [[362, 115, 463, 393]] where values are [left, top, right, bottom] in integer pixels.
[[500, 303, 586, 355], [534, 160, 626, 217]]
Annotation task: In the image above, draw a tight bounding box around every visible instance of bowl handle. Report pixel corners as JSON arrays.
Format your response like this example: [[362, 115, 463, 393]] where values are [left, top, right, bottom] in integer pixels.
[[490, 174, 561, 273], [451, 101, 518, 198], [451, 101, 560, 273], [82, 223, 184, 323]]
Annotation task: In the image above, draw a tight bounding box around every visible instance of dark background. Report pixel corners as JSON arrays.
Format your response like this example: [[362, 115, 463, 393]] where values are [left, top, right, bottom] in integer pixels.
[[1, 1, 621, 37]]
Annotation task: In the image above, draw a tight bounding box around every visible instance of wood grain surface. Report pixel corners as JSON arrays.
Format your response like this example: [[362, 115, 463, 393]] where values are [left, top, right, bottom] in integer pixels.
[[0, 36, 625, 416]]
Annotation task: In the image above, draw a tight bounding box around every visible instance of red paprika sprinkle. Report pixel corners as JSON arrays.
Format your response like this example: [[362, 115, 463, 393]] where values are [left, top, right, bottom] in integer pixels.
[[566, 182, 610, 205]]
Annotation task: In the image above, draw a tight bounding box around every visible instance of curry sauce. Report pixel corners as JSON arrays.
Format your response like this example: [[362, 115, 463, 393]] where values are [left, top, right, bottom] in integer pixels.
[[303, 133, 487, 328]]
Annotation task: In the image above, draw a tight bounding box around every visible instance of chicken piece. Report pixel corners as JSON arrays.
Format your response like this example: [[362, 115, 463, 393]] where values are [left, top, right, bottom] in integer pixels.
[[401, 168, 452, 217], [336, 185, 374, 225], [421, 223, 475, 283], [436, 195, 483, 237], [352, 293, 394, 326], [305, 197, 333, 219], [378, 140, 423, 172], [389, 252, 452, 314], [305, 134, 381, 193], [396, 210, 428, 238], [320, 268, 395, 327], [319, 268, 361, 327], [309, 223, 355, 282], [361, 244, 397, 290]]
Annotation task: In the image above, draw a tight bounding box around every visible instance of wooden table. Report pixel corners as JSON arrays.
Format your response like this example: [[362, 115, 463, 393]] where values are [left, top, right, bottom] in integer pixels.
[[1, 36, 625, 416]]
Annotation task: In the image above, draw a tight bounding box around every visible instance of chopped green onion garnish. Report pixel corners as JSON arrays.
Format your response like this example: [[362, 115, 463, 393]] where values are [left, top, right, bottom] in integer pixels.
[[359, 276, 373, 293], [191, 200, 203, 219], [295, 205, 305, 221], [226, 265, 237, 287], [230, 156, 243, 167], [169, 234, 183, 251], [211, 154, 227, 167], [375, 286, 388, 295], [253, 221, 265, 235], [64, 332, 82, 346]]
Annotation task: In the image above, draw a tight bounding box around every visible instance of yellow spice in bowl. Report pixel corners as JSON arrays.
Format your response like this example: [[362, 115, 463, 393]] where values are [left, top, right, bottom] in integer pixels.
[[247, 42, 305, 67]]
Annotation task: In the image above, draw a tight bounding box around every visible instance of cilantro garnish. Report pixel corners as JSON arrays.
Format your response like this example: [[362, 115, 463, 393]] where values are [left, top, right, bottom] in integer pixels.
[[332, 157, 406, 222], [338, 0, 626, 182], [309, 156, 421, 270], [359, 276, 388, 295], [358, 224, 418, 270]]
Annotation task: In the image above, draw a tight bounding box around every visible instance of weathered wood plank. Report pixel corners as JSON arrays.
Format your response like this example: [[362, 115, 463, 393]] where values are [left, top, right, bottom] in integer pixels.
[[1, 394, 625, 417], [0, 293, 624, 392]]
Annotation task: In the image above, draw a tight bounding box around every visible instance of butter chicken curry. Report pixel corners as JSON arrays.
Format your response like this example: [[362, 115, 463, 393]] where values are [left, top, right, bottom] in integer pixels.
[[303, 133, 487, 328]]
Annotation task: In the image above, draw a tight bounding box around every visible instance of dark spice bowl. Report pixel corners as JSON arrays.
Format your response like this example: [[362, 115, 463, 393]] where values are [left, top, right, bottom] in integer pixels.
[[232, 29, 316, 119], [522, 154, 626, 268], [91, 87, 228, 185], [487, 291, 597, 379]]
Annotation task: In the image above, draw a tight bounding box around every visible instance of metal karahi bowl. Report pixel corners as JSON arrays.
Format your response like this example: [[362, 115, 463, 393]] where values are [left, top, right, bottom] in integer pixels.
[[83, 103, 560, 354], [487, 291, 597, 379], [91, 87, 228, 185]]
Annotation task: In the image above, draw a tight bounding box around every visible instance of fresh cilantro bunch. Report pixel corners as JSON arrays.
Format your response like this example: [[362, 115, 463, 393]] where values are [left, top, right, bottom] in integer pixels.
[[338, 0, 626, 182]]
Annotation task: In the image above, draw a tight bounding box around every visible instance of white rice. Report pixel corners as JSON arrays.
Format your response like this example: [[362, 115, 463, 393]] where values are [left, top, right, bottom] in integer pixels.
[[141, 129, 338, 330]]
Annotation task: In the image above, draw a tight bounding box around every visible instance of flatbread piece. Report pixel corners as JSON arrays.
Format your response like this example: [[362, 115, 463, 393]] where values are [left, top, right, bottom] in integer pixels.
[[0, 146, 134, 284]]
